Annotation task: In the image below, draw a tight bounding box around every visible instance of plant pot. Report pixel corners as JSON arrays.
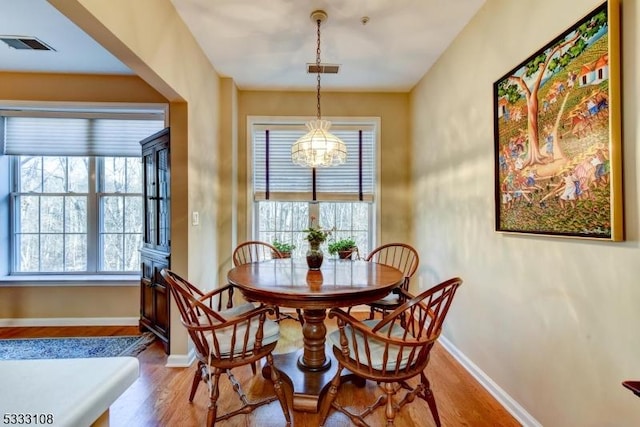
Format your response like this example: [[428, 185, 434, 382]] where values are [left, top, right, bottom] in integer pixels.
[[338, 249, 355, 259], [306, 242, 324, 270]]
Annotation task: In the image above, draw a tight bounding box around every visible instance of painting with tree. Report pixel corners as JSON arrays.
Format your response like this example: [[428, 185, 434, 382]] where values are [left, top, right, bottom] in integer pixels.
[[493, 0, 622, 240]]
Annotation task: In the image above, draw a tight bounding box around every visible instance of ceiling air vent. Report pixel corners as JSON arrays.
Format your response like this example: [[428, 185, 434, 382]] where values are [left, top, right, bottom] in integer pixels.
[[307, 63, 340, 74], [0, 36, 55, 51]]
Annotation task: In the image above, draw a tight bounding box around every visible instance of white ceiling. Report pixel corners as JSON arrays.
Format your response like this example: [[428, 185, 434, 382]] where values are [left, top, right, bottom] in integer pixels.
[[0, 0, 132, 75], [0, 0, 485, 92]]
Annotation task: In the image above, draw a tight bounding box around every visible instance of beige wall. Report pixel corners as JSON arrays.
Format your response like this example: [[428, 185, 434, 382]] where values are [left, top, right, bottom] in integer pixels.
[[237, 90, 413, 247], [411, 0, 640, 425], [0, 286, 138, 319], [217, 79, 239, 280], [0, 72, 165, 102]]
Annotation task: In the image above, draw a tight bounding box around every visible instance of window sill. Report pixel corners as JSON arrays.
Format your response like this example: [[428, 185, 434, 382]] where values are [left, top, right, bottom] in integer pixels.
[[0, 274, 139, 287]]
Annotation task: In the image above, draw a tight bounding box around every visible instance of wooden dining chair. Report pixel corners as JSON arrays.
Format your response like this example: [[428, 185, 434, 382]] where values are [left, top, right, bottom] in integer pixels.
[[319, 277, 463, 427], [161, 268, 291, 427], [233, 241, 304, 325], [169, 265, 261, 377], [360, 243, 420, 319], [232, 240, 282, 266]]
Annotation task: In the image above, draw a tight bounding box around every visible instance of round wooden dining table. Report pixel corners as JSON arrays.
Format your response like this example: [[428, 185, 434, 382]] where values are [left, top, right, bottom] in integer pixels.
[[227, 257, 404, 412]]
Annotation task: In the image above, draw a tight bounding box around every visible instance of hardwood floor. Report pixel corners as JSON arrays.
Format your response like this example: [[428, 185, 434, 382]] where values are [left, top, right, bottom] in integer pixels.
[[0, 322, 520, 427]]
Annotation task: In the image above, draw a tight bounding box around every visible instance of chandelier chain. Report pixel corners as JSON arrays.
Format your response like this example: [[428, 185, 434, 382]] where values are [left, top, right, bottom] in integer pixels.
[[316, 17, 321, 120], [291, 10, 347, 169]]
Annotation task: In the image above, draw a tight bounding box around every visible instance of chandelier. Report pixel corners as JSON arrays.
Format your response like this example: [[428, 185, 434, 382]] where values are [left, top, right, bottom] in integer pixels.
[[291, 10, 347, 168]]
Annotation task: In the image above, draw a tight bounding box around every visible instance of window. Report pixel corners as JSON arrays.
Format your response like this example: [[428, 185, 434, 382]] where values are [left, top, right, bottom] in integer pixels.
[[100, 157, 144, 271], [250, 118, 378, 258], [3, 113, 164, 275]]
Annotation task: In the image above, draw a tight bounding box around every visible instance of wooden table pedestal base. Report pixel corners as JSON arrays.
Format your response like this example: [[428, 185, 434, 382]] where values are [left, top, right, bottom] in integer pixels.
[[263, 347, 365, 413]]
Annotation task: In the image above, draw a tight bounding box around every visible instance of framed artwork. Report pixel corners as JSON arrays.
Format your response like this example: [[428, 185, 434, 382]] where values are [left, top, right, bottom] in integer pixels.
[[493, 0, 622, 240]]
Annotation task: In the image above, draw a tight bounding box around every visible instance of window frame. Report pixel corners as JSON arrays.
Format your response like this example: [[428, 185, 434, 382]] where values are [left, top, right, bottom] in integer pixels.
[[246, 116, 381, 254], [0, 103, 167, 281], [9, 155, 143, 275]]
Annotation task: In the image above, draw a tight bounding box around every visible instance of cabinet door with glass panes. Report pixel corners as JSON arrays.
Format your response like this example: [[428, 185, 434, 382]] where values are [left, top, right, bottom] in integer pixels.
[[141, 129, 170, 252]]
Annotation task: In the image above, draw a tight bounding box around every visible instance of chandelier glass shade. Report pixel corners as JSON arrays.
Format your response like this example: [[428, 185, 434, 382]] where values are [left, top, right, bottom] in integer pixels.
[[291, 10, 347, 168], [292, 119, 347, 167]]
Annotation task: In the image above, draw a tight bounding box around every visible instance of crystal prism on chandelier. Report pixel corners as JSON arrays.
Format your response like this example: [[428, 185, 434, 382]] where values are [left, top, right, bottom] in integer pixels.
[[291, 10, 347, 168]]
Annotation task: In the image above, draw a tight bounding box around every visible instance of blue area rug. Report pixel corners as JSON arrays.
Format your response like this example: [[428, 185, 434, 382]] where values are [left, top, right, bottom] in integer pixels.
[[0, 332, 156, 360]]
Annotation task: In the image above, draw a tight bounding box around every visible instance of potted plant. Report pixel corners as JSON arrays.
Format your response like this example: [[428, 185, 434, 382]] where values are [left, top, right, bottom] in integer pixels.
[[272, 240, 295, 258], [303, 217, 332, 270], [328, 238, 357, 259]]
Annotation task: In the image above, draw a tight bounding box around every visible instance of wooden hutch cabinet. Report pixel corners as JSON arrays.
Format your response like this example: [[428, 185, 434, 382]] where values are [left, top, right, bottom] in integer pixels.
[[139, 128, 171, 353]]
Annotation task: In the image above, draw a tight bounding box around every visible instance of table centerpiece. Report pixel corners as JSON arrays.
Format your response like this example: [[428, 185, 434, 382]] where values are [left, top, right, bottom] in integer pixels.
[[303, 217, 332, 270]]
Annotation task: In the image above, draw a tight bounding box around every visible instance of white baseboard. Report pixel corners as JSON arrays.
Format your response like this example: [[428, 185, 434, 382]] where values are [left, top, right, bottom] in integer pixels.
[[166, 348, 195, 368], [438, 335, 542, 427], [0, 317, 139, 327]]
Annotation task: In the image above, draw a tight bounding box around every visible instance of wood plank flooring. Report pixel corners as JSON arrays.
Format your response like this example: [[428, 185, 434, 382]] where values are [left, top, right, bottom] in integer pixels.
[[0, 322, 520, 427]]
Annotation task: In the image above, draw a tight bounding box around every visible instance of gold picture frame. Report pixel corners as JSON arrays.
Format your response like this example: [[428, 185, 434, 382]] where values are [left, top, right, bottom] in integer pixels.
[[493, 0, 623, 240]]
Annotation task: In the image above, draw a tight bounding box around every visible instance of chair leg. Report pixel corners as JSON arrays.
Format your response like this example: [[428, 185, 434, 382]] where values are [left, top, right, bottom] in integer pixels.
[[369, 306, 376, 320], [266, 353, 291, 425], [383, 382, 397, 427], [419, 371, 441, 427], [189, 361, 204, 402], [319, 365, 344, 425], [206, 368, 222, 427], [399, 311, 407, 328], [274, 306, 304, 326]]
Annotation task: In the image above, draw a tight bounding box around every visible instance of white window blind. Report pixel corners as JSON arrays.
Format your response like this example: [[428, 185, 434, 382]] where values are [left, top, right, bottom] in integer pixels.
[[2, 116, 164, 157], [253, 123, 375, 202]]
